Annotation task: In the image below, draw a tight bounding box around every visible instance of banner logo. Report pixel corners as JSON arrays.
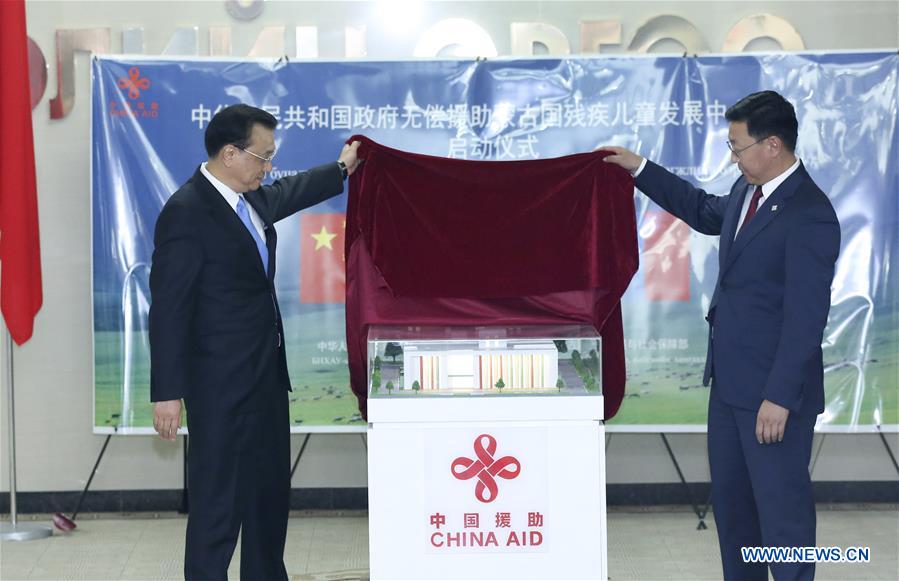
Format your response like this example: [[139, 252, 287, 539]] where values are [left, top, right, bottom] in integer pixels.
[[109, 66, 158, 119], [117, 67, 150, 99], [452, 434, 521, 503]]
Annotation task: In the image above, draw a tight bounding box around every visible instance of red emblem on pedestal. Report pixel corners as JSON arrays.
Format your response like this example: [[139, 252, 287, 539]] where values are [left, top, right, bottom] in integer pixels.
[[451, 434, 521, 503]]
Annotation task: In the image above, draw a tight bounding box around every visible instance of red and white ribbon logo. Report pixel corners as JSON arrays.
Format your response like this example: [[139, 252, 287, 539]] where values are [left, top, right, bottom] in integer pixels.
[[117, 66, 150, 99], [451, 434, 521, 503]]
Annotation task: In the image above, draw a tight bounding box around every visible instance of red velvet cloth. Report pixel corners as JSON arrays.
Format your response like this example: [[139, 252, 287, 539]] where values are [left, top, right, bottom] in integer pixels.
[[345, 136, 638, 419], [0, 0, 42, 345]]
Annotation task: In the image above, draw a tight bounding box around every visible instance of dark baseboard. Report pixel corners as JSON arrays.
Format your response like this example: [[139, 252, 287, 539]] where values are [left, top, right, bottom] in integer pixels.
[[606, 481, 899, 505], [0, 489, 186, 515], [1, 482, 895, 514], [0, 488, 371, 514], [811, 481, 899, 503]]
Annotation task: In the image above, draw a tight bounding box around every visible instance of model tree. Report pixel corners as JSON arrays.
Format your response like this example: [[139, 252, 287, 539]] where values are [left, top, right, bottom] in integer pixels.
[[371, 369, 381, 391], [412, 380, 421, 394], [571, 350, 584, 375], [495, 377, 505, 392], [386, 380, 394, 395], [556, 378, 564, 392], [384, 342, 403, 362], [587, 349, 599, 376]]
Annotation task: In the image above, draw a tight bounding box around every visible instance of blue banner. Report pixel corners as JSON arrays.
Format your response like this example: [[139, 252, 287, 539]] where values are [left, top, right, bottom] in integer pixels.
[[91, 52, 898, 433]]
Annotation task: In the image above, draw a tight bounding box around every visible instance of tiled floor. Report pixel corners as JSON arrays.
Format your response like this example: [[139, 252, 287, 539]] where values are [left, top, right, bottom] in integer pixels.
[[1, 506, 896, 580]]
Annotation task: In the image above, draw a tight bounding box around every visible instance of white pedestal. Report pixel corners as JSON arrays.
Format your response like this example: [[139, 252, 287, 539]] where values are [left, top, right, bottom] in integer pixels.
[[367, 395, 607, 580]]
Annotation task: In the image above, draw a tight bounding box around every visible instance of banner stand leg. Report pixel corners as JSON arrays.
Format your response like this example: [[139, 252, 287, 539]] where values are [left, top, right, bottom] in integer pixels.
[[290, 433, 312, 479], [178, 436, 189, 514], [876, 426, 899, 475], [51, 434, 113, 531], [659, 433, 709, 530], [810, 432, 826, 472], [72, 434, 112, 521], [0, 329, 53, 541]]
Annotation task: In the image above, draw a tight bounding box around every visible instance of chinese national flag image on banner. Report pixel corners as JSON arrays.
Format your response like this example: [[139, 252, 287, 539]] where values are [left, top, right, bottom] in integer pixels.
[[643, 210, 691, 301], [300, 213, 346, 303]]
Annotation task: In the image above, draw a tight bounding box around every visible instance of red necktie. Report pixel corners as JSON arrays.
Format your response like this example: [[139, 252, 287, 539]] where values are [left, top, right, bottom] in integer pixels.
[[737, 186, 763, 235]]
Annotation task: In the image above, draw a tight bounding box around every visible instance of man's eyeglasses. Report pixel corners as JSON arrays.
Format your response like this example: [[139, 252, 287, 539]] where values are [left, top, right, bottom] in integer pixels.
[[237, 146, 276, 163], [726, 137, 766, 158]]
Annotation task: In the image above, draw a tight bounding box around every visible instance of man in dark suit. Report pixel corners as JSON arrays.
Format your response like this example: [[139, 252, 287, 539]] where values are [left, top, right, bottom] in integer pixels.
[[602, 91, 840, 580], [149, 104, 360, 580]]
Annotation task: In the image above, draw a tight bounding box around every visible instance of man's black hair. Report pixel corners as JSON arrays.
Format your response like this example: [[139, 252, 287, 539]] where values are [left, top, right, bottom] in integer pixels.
[[204, 104, 277, 157], [725, 90, 798, 152]]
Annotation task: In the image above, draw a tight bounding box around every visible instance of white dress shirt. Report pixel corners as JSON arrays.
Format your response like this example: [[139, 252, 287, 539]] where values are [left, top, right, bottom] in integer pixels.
[[200, 162, 266, 240], [732, 157, 800, 240]]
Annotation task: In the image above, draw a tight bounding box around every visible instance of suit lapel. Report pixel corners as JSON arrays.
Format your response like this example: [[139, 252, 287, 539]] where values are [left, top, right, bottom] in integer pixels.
[[717, 178, 751, 269], [707, 178, 750, 315], [192, 168, 268, 278], [721, 163, 808, 275], [245, 191, 278, 282]]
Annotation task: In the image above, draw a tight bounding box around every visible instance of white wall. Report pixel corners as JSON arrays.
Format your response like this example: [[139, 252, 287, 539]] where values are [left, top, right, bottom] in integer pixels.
[[1, 0, 897, 494]]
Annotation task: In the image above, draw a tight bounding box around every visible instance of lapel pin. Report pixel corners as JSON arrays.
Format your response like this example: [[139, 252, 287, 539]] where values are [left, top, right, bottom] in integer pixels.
[[771, 205, 778, 211]]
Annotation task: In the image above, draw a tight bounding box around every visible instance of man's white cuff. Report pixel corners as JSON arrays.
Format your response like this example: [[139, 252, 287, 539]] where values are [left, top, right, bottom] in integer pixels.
[[633, 157, 648, 177]]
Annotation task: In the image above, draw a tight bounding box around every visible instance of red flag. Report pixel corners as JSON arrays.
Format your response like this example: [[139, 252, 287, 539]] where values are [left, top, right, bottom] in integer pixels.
[[299, 213, 345, 303], [643, 210, 690, 301], [0, 0, 42, 344]]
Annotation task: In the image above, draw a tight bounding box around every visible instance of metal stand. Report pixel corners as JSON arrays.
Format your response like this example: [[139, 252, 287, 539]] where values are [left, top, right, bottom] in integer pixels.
[[809, 432, 826, 476], [290, 433, 312, 479], [1, 329, 52, 541], [72, 435, 112, 520], [876, 426, 899, 475], [179, 436, 189, 514], [52, 432, 114, 531], [660, 433, 710, 530]]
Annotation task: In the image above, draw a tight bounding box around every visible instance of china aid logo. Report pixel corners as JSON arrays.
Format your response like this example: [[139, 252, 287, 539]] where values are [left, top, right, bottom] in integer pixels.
[[451, 434, 521, 503], [117, 66, 150, 99]]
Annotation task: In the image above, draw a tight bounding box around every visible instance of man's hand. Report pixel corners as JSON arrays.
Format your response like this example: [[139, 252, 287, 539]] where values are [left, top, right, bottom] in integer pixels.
[[339, 141, 362, 176], [154, 399, 182, 441], [756, 399, 789, 444], [596, 145, 644, 174]]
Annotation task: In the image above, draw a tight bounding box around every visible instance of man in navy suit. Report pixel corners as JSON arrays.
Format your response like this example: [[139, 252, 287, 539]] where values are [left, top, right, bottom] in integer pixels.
[[602, 91, 840, 580], [149, 104, 360, 580]]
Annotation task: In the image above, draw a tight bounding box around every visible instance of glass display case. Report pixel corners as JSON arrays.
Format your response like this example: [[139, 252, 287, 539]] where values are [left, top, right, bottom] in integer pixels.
[[367, 324, 601, 398]]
